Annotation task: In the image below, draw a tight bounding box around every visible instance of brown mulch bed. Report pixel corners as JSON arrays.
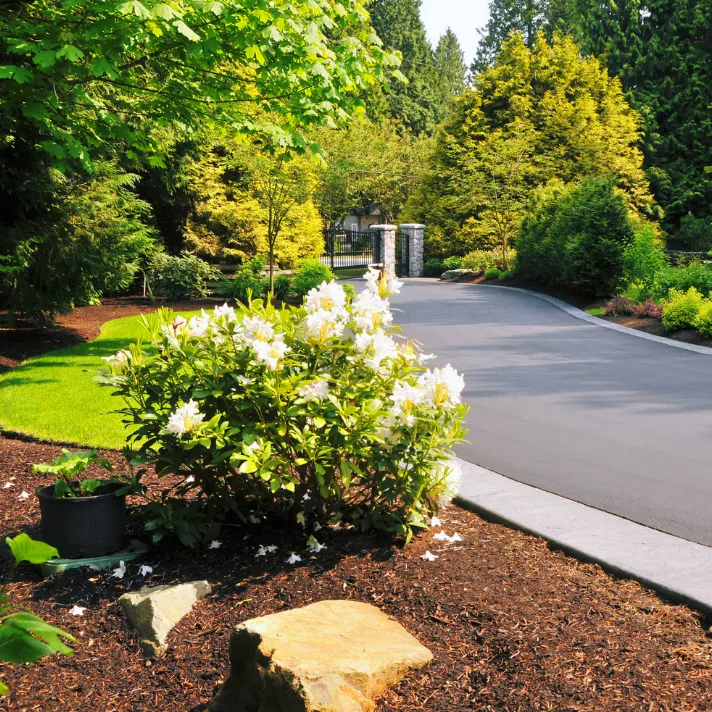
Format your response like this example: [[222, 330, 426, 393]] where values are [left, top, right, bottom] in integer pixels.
[[1, 436, 711, 711], [601, 314, 712, 348], [0, 297, 222, 372]]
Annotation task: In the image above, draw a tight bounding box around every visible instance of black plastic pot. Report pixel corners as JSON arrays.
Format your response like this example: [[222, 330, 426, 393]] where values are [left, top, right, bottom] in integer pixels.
[[36, 482, 126, 559]]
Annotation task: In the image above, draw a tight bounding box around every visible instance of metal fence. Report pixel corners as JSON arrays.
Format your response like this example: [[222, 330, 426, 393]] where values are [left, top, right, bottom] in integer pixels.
[[321, 229, 381, 272]]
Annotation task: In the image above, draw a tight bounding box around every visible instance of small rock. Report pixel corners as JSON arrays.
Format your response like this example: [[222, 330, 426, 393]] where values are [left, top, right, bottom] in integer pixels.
[[208, 599, 432, 712], [119, 580, 211, 658], [440, 268, 475, 281]]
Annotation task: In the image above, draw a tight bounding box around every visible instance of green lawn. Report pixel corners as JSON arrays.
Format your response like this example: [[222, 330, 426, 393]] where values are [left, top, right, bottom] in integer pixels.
[[0, 311, 198, 450]]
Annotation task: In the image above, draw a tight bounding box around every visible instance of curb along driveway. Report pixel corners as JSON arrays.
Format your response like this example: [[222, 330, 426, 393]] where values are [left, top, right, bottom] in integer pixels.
[[389, 280, 712, 548]]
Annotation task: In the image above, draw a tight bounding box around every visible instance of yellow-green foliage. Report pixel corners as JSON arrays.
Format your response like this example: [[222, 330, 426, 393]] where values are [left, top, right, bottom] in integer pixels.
[[184, 146, 323, 268], [462, 248, 516, 273], [694, 302, 712, 337], [662, 288, 704, 330], [410, 33, 657, 257]]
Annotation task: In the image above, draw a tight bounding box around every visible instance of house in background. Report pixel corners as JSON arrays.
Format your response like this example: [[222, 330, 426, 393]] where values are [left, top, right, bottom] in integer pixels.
[[341, 203, 382, 231]]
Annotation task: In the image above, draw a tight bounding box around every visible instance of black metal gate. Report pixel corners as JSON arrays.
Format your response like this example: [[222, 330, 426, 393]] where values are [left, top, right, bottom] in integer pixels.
[[322, 228, 381, 273], [395, 229, 409, 278]]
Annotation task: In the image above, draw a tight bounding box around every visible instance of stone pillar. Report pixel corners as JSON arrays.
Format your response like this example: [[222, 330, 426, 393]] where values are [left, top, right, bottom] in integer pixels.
[[369, 224, 397, 279], [399, 224, 425, 278]]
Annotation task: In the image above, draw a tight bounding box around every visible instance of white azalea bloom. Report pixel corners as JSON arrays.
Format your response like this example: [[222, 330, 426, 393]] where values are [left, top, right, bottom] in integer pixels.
[[286, 553, 302, 564], [306, 535, 327, 553], [171, 315, 188, 332], [363, 266, 381, 294], [299, 380, 329, 403], [213, 303, 238, 323], [351, 290, 392, 332], [166, 400, 205, 436], [300, 308, 346, 341], [302, 492, 311, 501], [430, 516, 442, 527], [188, 311, 211, 338], [111, 561, 127, 579], [69, 605, 86, 616], [387, 276, 404, 295], [418, 364, 465, 409], [18, 491, 30, 502], [305, 280, 347, 313], [360, 331, 398, 371], [103, 349, 132, 370], [420, 551, 438, 561], [138, 565, 153, 577], [252, 338, 290, 370], [434, 460, 462, 505], [236, 375, 254, 386], [208, 540, 222, 550], [3, 482, 15, 489], [390, 381, 426, 411], [242, 315, 276, 343]]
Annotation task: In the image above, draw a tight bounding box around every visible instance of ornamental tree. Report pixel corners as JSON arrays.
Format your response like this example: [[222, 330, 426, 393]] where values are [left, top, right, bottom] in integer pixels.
[[0, 0, 401, 170]]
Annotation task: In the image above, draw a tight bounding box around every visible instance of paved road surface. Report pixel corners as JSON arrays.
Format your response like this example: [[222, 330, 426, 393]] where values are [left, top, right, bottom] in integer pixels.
[[388, 280, 712, 546]]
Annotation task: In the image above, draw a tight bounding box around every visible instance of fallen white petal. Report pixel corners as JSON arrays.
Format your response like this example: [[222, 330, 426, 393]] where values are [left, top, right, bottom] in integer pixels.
[[449, 532, 463, 543], [185, 476, 195, 484], [18, 491, 30, 502], [2, 482, 15, 489], [111, 561, 127, 579], [434, 531, 449, 541], [138, 565, 153, 577], [69, 605, 86, 616], [430, 516, 442, 527], [208, 540, 222, 550], [420, 551, 438, 561], [286, 553, 302, 564]]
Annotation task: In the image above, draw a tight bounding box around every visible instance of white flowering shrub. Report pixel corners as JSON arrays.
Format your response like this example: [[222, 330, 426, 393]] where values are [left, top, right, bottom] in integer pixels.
[[100, 269, 467, 543]]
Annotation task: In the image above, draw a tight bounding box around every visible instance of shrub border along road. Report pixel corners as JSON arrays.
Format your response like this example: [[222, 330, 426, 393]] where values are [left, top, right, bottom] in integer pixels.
[[476, 283, 712, 356]]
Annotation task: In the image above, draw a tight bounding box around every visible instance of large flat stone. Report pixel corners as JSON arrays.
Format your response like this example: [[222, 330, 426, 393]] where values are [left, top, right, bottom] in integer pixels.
[[119, 580, 211, 658], [209, 599, 432, 712]]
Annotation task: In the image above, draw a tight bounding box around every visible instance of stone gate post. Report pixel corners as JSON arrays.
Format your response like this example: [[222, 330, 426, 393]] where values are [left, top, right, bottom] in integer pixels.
[[369, 224, 397, 279], [399, 224, 425, 278]]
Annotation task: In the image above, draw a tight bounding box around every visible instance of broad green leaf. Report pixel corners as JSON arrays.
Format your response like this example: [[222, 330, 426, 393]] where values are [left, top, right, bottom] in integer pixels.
[[239, 460, 257, 473], [38, 141, 66, 159], [5, 534, 59, 566], [174, 20, 201, 41], [33, 50, 57, 69], [56, 45, 85, 63], [0, 679, 8, 695], [151, 3, 181, 20], [5, 614, 76, 657], [0, 65, 33, 84], [118, 0, 152, 18], [0, 623, 54, 664], [90, 58, 117, 78], [22, 103, 49, 120]]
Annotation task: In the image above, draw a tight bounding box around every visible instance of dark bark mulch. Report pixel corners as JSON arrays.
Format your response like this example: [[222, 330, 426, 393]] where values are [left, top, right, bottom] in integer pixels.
[[1, 435, 711, 712], [0, 297, 223, 372], [602, 314, 712, 348]]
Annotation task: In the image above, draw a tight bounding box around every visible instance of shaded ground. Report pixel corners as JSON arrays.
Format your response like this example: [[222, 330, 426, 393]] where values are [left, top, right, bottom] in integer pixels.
[[0, 297, 222, 372], [1, 435, 711, 712]]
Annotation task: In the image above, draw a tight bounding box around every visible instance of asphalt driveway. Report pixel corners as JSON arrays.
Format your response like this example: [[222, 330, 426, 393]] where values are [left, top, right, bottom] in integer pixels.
[[388, 280, 712, 546]]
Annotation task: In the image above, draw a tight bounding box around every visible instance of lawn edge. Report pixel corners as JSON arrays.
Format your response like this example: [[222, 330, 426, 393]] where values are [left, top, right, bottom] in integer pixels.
[[455, 457, 712, 621]]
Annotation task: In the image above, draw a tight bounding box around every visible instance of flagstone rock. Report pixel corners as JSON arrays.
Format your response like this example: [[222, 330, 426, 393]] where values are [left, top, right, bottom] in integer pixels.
[[208, 599, 432, 712], [119, 580, 211, 658], [440, 268, 475, 281]]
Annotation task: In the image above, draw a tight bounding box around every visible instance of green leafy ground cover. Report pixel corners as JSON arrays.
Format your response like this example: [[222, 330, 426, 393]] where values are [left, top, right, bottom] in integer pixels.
[[0, 312, 198, 449]]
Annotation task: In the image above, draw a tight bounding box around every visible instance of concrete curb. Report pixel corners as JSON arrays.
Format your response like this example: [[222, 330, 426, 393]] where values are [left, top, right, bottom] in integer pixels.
[[472, 283, 712, 356], [455, 458, 712, 619]]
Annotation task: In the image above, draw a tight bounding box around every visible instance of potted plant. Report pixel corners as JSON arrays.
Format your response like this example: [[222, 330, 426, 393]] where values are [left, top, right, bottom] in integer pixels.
[[34, 450, 139, 559]]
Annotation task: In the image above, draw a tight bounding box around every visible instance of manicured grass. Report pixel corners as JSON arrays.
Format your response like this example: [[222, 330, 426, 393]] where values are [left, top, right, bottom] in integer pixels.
[[0, 311, 198, 450], [586, 307, 604, 316]]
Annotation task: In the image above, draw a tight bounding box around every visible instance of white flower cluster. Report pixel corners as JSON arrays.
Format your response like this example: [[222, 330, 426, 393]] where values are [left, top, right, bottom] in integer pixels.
[[166, 399, 205, 437]]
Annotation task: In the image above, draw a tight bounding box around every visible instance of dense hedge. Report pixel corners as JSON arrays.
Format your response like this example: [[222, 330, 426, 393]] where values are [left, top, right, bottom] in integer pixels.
[[516, 178, 635, 298]]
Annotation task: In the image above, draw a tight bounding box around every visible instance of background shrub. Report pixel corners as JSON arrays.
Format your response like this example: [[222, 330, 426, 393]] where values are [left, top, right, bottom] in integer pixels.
[[623, 224, 667, 298], [652, 261, 712, 301], [694, 303, 712, 337], [442, 256, 462, 270], [516, 178, 635, 298], [423, 258, 446, 277], [498, 270, 513, 281], [292, 258, 337, 298], [461, 248, 517, 274], [147, 251, 220, 299], [273, 274, 292, 302], [631, 299, 663, 319], [662, 288, 704, 330], [216, 256, 269, 303], [667, 215, 712, 252], [484, 267, 501, 280], [604, 296, 635, 316]]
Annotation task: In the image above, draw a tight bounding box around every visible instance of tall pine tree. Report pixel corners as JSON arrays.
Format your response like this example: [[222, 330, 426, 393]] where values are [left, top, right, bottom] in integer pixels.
[[472, 0, 578, 73], [576, 0, 712, 232], [434, 29, 468, 117], [369, 0, 441, 134]]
